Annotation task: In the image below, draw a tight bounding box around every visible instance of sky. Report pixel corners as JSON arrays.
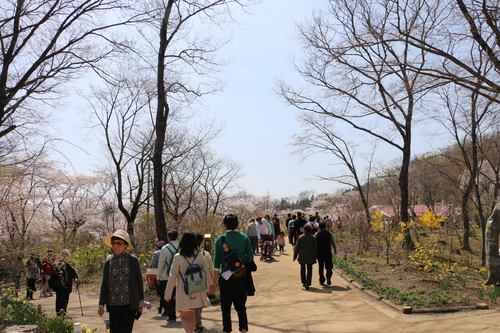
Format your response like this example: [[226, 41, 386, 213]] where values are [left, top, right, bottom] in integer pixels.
[[53, 0, 447, 199], [55, 0, 341, 199], [201, 0, 336, 198]]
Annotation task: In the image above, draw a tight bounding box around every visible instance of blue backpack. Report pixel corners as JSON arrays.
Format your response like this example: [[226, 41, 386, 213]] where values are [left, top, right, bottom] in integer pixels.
[[180, 252, 208, 295]]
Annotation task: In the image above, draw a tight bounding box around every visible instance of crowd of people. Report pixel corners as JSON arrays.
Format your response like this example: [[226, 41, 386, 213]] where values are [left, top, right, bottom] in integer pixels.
[[25, 248, 79, 316], [24, 211, 337, 333]]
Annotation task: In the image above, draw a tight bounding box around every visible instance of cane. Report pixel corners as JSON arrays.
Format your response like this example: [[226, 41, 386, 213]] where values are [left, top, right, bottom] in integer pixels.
[[76, 280, 84, 316]]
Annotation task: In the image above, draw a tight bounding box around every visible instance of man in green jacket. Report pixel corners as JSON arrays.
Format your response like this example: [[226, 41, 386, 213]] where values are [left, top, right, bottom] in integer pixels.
[[211, 214, 254, 333]]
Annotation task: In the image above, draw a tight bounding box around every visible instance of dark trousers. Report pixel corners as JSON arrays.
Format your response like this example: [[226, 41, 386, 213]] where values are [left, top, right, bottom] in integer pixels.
[[55, 289, 70, 314], [26, 278, 36, 299], [317, 255, 333, 284], [158, 280, 176, 319], [300, 263, 313, 287], [249, 236, 258, 253], [288, 228, 295, 245], [219, 275, 248, 333], [108, 304, 136, 333]]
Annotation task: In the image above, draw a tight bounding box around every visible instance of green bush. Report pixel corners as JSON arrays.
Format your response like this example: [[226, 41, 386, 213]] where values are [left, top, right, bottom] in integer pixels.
[[0, 290, 74, 332], [72, 245, 110, 278]]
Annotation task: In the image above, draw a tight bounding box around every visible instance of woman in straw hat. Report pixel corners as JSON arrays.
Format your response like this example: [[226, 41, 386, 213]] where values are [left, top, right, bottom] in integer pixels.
[[98, 229, 145, 333]]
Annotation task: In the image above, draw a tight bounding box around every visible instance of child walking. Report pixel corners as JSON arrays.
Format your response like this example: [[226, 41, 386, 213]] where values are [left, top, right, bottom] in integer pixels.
[[277, 232, 286, 254]]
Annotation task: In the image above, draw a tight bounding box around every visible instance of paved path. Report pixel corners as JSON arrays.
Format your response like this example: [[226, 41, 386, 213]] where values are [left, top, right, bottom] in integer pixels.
[[34, 250, 500, 332]]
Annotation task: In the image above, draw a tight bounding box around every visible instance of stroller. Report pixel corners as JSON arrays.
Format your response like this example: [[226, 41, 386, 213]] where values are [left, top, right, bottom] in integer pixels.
[[259, 234, 273, 261]]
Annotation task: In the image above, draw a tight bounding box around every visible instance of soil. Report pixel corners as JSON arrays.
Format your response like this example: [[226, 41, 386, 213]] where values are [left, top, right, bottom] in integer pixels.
[[346, 260, 492, 308]]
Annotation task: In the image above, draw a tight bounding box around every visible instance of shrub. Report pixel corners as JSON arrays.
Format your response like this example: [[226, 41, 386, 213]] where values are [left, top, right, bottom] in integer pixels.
[[0, 290, 73, 332]]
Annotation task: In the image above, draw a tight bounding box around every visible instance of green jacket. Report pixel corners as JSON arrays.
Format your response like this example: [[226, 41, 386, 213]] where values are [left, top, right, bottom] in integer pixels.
[[214, 231, 254, 273]]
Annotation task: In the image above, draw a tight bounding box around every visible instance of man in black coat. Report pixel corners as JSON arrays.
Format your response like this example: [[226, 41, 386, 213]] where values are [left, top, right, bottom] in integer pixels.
[[315, 222, 337, 286], [293, 224, 317, 289]]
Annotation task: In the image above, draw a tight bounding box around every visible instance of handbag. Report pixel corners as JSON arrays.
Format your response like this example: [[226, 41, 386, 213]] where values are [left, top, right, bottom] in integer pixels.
[[221, 236, 247, 278], [246, 260, 257, 272]]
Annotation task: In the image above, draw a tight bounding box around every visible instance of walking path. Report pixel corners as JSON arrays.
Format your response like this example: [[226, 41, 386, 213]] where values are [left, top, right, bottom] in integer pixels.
[[34, 249, 500, 332]]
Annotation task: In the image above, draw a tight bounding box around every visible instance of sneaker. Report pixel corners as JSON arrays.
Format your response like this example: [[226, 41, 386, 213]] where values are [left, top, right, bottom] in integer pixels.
[[194, 325, 203, 332], [166, 317, 177, 322], [327, 277, 331, 286]]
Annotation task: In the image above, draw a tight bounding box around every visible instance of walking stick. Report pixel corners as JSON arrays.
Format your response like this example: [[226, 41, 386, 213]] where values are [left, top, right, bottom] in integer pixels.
[[39, 277, 43, 298], [76, 280, 84, 316]]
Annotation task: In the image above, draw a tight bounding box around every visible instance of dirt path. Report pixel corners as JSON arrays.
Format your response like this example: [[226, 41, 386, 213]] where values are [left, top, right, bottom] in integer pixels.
[[34, 249, 500, 332]]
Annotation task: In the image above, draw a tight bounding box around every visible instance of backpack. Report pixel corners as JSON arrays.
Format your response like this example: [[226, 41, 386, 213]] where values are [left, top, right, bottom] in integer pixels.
[[180, 252, 208, 295], [221, 235, 247, 278], [165, 243, 179, 277]]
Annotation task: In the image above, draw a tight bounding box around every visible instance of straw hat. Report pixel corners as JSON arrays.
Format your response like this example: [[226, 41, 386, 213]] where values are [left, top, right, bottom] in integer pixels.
[[103, 229, 133, 250]]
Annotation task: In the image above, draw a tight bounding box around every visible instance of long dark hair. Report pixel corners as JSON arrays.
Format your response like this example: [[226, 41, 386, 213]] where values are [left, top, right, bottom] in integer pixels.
[[179, 231, 197, 257]]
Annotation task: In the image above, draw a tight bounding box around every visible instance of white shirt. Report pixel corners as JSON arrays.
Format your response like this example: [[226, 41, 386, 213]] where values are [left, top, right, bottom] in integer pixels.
[[157, 241, 179, 281], [257, 222, 269, 239]]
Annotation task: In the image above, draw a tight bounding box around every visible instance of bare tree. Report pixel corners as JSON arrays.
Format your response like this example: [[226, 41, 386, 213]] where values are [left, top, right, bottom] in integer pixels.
[[193, 150, 242, 219], [279, 0, 445, 249], [147, 0, 257, 241], [433, 82, 499, 256], [0, 0, 136, 150], [88, 73, 155, 243], [398, 0, 500, 102], [292, 113, 374, 249]]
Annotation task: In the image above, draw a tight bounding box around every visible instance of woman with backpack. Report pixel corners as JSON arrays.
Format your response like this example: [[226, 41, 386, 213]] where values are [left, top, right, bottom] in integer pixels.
[[165, 231, 212, 333]]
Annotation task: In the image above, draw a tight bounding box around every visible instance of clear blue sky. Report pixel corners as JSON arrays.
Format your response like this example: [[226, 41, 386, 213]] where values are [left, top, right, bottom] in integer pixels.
[[55, 0, 446, 199], [57, 0, 341, 199], [202, 0, 339, 198]]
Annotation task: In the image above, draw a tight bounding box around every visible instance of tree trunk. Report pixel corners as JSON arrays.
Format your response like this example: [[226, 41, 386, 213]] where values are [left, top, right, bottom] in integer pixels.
[[400, 142, 415, 251], [153, 0, 176, 242], [484, 200, 500, 285], [461, 179, 473, 252]]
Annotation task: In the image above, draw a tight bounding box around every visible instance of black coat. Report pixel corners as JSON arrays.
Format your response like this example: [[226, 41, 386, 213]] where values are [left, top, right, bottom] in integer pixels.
[[293, 232, 317, 265], [49, 261, 78, 293]]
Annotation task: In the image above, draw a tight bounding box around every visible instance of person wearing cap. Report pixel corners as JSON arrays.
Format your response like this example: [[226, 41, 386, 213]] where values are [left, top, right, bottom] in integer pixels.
[[25, 252, 42, 299], [49, 249, 78, 315], [98, 229, 145, 333]]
